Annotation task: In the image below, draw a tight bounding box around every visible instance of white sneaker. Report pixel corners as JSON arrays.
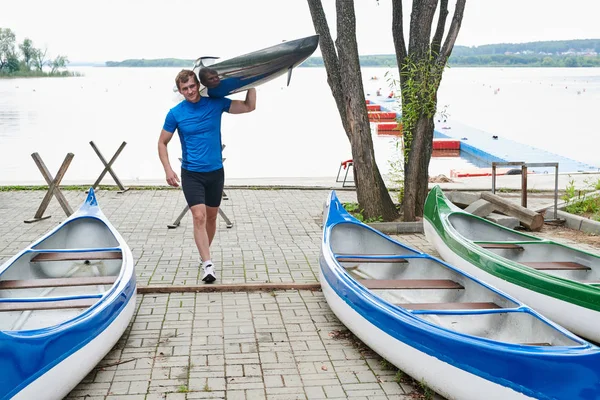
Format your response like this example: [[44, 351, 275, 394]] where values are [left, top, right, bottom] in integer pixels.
[[202, 264, 216, 283]]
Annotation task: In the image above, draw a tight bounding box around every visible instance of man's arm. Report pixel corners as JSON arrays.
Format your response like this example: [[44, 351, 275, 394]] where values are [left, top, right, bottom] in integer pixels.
[[158, 129, 180, 187], [228, 88, 256, 114]]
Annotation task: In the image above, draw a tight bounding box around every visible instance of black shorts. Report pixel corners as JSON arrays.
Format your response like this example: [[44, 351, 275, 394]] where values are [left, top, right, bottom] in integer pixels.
[[181, 167, 224, 207]]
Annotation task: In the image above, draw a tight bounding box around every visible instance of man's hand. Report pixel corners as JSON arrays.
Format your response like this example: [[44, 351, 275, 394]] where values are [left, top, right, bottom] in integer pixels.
[[165, 169, 180, 187]]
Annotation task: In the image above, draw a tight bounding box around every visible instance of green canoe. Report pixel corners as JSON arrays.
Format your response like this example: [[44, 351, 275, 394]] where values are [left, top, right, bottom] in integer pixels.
[[424, 185, 600, 341]]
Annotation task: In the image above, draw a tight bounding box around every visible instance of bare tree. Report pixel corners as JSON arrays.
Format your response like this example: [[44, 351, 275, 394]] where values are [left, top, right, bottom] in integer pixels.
[[306, 0, 398, 221], [392, 0, 466, 221]]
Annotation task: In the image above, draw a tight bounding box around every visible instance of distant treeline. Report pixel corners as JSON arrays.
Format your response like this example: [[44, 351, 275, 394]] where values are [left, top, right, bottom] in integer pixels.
[[105, 39, 600, 68], [105, 58, 194, 67], [452, 39, 600, 56], [300, 54, 600, 68]]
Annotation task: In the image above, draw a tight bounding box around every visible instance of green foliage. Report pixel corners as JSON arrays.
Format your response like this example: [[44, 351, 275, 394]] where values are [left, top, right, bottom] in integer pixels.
[[393, 370, 405, 384], [562, 177, 600, 221], [395, 53, 444, 159], [419, 379, 435, 400], [50, 55, 69, 74], [19, 38, 35, 68], [379, 358, 396, 371], [177, 385, 189, 393], [342, 202, 383, 223], [0, 27, 77, 77]]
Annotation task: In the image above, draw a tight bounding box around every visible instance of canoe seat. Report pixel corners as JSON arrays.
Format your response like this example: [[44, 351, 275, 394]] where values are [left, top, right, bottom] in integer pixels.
[[360, 279, 463, 290], [0, 298, 98, 312], [337, 256, 408, 263], [30, 251, 122, 263], [478, 243, 524, 251], [522, 261, 590, 271], [398, 302, 500, 310], [0, 276, 117, 290]]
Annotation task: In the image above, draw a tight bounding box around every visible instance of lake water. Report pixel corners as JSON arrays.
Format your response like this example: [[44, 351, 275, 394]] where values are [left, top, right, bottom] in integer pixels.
[[0, 66, 598, 185]]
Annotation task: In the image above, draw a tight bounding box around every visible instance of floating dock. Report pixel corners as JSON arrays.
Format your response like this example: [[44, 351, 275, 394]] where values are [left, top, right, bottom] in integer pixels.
[[367, 98, 599, 174]]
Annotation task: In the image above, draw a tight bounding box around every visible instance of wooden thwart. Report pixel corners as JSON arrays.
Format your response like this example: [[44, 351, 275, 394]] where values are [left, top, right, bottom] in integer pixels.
[[30, 251, 122, 262], [0, 276, 116, 290], [522, 261, 590, 271], [0, 298, 97, 312], [360, 279, 463, 290], [337, 256, 408, 263], [478, 243, 524, 251], [398, 301, 500, 310]]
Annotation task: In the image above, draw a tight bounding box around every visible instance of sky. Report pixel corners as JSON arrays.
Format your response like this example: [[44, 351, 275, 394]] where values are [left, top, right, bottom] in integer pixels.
[[2, 0, 600, 63]]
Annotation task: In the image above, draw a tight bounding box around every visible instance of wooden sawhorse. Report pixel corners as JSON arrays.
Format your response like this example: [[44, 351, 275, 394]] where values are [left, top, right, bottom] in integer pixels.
[[89, 141, 129, 193], [24, 152, 74, 223]]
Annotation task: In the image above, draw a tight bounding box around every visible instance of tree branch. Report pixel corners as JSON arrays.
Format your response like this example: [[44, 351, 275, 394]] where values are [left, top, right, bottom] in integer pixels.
[[391, 0, 407, 65], [431, 0, 449, 56], [306, 0, 350, 135], [438, 0, 467, 63]]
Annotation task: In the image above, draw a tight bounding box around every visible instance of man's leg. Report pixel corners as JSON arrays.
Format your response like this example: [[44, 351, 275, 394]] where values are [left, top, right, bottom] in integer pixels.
[[189, 204, 210, 262], [205, 206, 219, 245]]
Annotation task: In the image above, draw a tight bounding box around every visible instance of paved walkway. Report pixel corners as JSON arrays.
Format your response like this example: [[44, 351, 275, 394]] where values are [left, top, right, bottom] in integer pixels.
[[1, 188, 599, 400]]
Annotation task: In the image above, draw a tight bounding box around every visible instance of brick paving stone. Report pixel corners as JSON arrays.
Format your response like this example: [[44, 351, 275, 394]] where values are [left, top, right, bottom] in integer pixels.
[[4, 189, 597, 400]]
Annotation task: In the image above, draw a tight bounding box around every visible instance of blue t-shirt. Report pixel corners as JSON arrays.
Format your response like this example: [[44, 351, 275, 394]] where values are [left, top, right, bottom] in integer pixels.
[[163, 97, 232, 172]]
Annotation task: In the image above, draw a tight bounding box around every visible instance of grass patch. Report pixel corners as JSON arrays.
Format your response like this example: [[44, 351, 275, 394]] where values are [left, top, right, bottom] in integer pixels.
[[562, 177, 600, 221], [177, 385, 189, 393]]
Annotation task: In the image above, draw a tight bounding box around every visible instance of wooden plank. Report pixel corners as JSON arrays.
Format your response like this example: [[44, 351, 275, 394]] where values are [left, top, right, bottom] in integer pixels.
[[0, 276, 116, 290], [479, 243, 524, 251], [337, 256, 408, 263], [31, 251, 122, 262], [359, 279, 463, 290], [0, 298, 97, 312], [522, 261, 590, 271], [137, 282, 321, 294], [398, 302, 500, 310]]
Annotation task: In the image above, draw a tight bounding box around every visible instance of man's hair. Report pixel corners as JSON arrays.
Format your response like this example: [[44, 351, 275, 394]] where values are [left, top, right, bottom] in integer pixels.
[[175, 69, 199, 90], [198, 67, 218, 86]]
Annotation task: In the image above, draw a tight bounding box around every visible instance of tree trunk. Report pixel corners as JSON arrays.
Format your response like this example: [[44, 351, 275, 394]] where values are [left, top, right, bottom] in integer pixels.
[[391, 0, 467, 221], [307, 0, 398, 222], [403, 114, 434, 221]]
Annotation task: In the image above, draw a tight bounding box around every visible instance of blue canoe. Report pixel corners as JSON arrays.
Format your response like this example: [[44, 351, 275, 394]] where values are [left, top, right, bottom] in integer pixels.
[[320, 190, 600, 400], [0, 188, 136, 400]]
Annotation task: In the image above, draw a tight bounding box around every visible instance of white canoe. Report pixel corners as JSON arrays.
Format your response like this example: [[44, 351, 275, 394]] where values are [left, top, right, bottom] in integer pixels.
[[321, 190, 600, 400], [0, 188, 136, 400]]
